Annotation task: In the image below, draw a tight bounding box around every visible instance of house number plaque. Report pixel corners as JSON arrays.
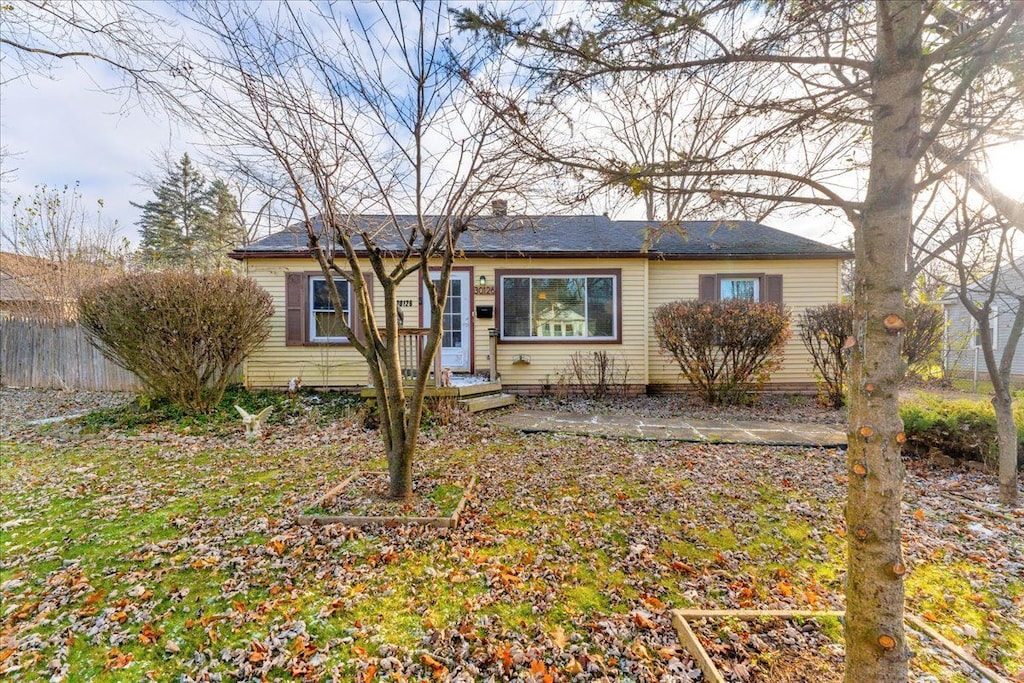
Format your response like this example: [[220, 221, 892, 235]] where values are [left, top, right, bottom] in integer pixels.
[[474, 285, 495, 296], [397, 299, 414, 307]]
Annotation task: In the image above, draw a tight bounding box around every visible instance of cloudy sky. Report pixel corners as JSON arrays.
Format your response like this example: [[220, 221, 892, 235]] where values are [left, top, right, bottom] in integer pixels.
[[1, 57, 192, 244], [0, 60, 858, 249], [2, 5, 1017, 253]]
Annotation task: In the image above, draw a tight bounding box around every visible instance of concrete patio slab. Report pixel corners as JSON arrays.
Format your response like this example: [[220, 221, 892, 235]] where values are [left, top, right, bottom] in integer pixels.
[[493, 409, 847, 447]]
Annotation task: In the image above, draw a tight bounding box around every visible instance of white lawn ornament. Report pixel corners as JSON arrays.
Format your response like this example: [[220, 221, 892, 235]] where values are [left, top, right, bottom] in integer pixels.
[[235, 405, 274, 440]]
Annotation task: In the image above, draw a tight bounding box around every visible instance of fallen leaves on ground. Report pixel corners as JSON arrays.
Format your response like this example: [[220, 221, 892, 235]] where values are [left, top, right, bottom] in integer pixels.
[[0, 389, 1020, 682]]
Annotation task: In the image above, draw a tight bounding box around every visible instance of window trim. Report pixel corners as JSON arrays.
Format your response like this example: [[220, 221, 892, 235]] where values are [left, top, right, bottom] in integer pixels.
[[285, 270, 367, 347], [699, 273, 783, 304], [309, 276, 351, 343], [495, 268, 622, 344]]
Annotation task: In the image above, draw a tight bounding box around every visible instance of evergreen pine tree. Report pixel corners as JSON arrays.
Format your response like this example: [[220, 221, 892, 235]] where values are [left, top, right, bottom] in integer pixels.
[[198, 179, 244, 271], [133, 154, 242, 270]]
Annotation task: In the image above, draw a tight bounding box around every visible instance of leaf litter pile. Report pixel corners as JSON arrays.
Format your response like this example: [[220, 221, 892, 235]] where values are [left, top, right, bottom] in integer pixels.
[[1, 402, 1021, 682]]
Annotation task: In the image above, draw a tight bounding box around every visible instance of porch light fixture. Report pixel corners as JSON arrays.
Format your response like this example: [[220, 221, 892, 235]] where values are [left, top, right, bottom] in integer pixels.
[[478, 275, 487, 287]]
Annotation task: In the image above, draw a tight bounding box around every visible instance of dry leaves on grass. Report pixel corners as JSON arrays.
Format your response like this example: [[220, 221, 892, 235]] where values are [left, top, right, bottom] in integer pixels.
[[1, 394, 1020, 681]]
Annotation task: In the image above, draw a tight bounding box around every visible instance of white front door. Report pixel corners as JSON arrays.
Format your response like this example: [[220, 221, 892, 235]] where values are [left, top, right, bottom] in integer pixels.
[[423, 271, 472, 372]]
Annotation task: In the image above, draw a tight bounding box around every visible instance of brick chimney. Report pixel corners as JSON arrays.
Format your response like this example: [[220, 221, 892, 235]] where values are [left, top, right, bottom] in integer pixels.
[[491, 199, 508, 217]]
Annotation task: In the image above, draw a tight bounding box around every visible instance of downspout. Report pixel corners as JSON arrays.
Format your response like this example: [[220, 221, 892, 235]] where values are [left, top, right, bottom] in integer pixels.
[[488, 327, 498, 382]]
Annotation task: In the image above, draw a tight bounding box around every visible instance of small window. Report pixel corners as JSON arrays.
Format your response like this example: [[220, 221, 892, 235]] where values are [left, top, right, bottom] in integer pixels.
[[310, 277, 350, 342], [720, 277, 760, 302], [700, 274, 781, 304], [970, 306, 998, 350]]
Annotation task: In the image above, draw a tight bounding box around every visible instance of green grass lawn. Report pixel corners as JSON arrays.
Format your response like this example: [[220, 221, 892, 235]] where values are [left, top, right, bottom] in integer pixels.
[[1, 414, 1020, 681]]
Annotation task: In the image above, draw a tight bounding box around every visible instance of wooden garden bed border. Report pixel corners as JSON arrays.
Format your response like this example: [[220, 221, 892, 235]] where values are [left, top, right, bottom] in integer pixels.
[[669, 609, 1009, 683], [297, 470, 477, 529], [937, 491, 1019, 523]]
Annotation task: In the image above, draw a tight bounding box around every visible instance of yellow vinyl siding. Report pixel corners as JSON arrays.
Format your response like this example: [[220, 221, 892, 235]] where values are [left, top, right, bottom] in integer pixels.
[[647, 259, 843, 386], [242, 255, 650, 389], [242, 254, 839, 389], [242, 258, 374, 388]]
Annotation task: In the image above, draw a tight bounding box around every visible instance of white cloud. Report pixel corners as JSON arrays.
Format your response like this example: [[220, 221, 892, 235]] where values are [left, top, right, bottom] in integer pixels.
[[0, 4, 856, 252], [0, 60, 190, 243]]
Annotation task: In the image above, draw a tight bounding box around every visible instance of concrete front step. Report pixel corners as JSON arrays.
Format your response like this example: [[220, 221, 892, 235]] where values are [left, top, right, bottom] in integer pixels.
[[460, 392, 517, 413]]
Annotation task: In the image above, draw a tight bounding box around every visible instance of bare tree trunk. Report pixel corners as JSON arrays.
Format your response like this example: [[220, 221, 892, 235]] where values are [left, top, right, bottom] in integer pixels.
[[951, 253, 1022, 507], [375, 264, 447, 501], [845, 4, 922, 681], [387, 430, 415, 500], [993, 302, 1022, 507], [993, 391, 1019, 506], [374, 283, 415, 500], [381, 383, 414, 500]]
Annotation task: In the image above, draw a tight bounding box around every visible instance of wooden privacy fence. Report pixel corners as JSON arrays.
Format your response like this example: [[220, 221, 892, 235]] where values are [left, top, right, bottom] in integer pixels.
[[0, 318, 140, 391]]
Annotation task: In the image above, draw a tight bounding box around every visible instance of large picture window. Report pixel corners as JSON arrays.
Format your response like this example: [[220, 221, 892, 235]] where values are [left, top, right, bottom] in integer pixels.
[[500, 273, 618, 341], [309, 277, 350, 342]]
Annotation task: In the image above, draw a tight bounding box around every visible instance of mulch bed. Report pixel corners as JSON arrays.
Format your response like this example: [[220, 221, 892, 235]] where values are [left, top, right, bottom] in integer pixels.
[[689, 615, 844, 682], [685, 614, 1004, 683]]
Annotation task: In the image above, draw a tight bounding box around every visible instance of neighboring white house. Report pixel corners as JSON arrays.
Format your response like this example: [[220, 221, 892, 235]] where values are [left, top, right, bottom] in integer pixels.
[[942, 257, 1024, 380]]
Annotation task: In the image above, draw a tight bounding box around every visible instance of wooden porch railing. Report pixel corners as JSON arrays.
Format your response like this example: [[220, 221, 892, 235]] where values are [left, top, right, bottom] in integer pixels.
[[373, 327, 441, 388]]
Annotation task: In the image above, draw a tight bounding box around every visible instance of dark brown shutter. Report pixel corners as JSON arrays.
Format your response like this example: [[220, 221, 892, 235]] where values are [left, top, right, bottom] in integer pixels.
[[698, 274, 718, 302], [764, 275, 783, 304], [285, 272, 305, 346]]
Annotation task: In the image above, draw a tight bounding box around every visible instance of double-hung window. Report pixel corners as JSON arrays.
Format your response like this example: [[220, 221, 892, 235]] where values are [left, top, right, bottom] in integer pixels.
[[285, 271, 366, 346], [309, 277, 350, 342], [499, 272, 619, 341]]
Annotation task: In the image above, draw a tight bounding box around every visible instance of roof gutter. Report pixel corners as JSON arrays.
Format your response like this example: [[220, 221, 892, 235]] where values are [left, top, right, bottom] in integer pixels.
[[230, 249, 853, 261]]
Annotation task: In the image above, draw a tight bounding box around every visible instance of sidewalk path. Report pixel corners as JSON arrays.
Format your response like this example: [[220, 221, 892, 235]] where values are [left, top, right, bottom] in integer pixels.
[[493, 410, 847, 448]]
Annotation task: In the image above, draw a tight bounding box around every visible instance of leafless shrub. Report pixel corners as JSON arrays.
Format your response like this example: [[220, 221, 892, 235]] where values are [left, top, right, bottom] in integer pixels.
[[78, 272, 273, 413], [654, 300, 790, 405], [557, 350, 631, 400], [424, 395, 471, 431], [798, 303, 854, 408], [902, 301, 944, 378]]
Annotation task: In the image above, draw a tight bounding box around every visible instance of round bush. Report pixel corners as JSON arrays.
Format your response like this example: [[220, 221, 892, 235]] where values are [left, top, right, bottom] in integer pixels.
[[797, 303, 854, 408], [653, 299, 791, 405], [78, 272, 274, 413]]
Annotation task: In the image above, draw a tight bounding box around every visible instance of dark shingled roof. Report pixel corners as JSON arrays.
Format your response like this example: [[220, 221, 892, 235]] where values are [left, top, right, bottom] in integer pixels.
[[232, 215, 850, 259]]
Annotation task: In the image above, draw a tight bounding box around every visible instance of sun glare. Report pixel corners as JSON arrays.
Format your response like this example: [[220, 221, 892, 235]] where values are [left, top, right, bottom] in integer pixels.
[[984, 141, 1024, 200]]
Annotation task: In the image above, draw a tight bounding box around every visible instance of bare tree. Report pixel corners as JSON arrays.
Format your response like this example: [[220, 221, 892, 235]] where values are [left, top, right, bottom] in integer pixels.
[[458, 2, 1023, 680], [908, 64, 1024, 505], [3, 183, 127, 321], [527, 64, 784, 221], [229, 178, 287, 248], [0, 0, 188, 111], [180, 1, 525, 499], [930, 179, 1023, 504]]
